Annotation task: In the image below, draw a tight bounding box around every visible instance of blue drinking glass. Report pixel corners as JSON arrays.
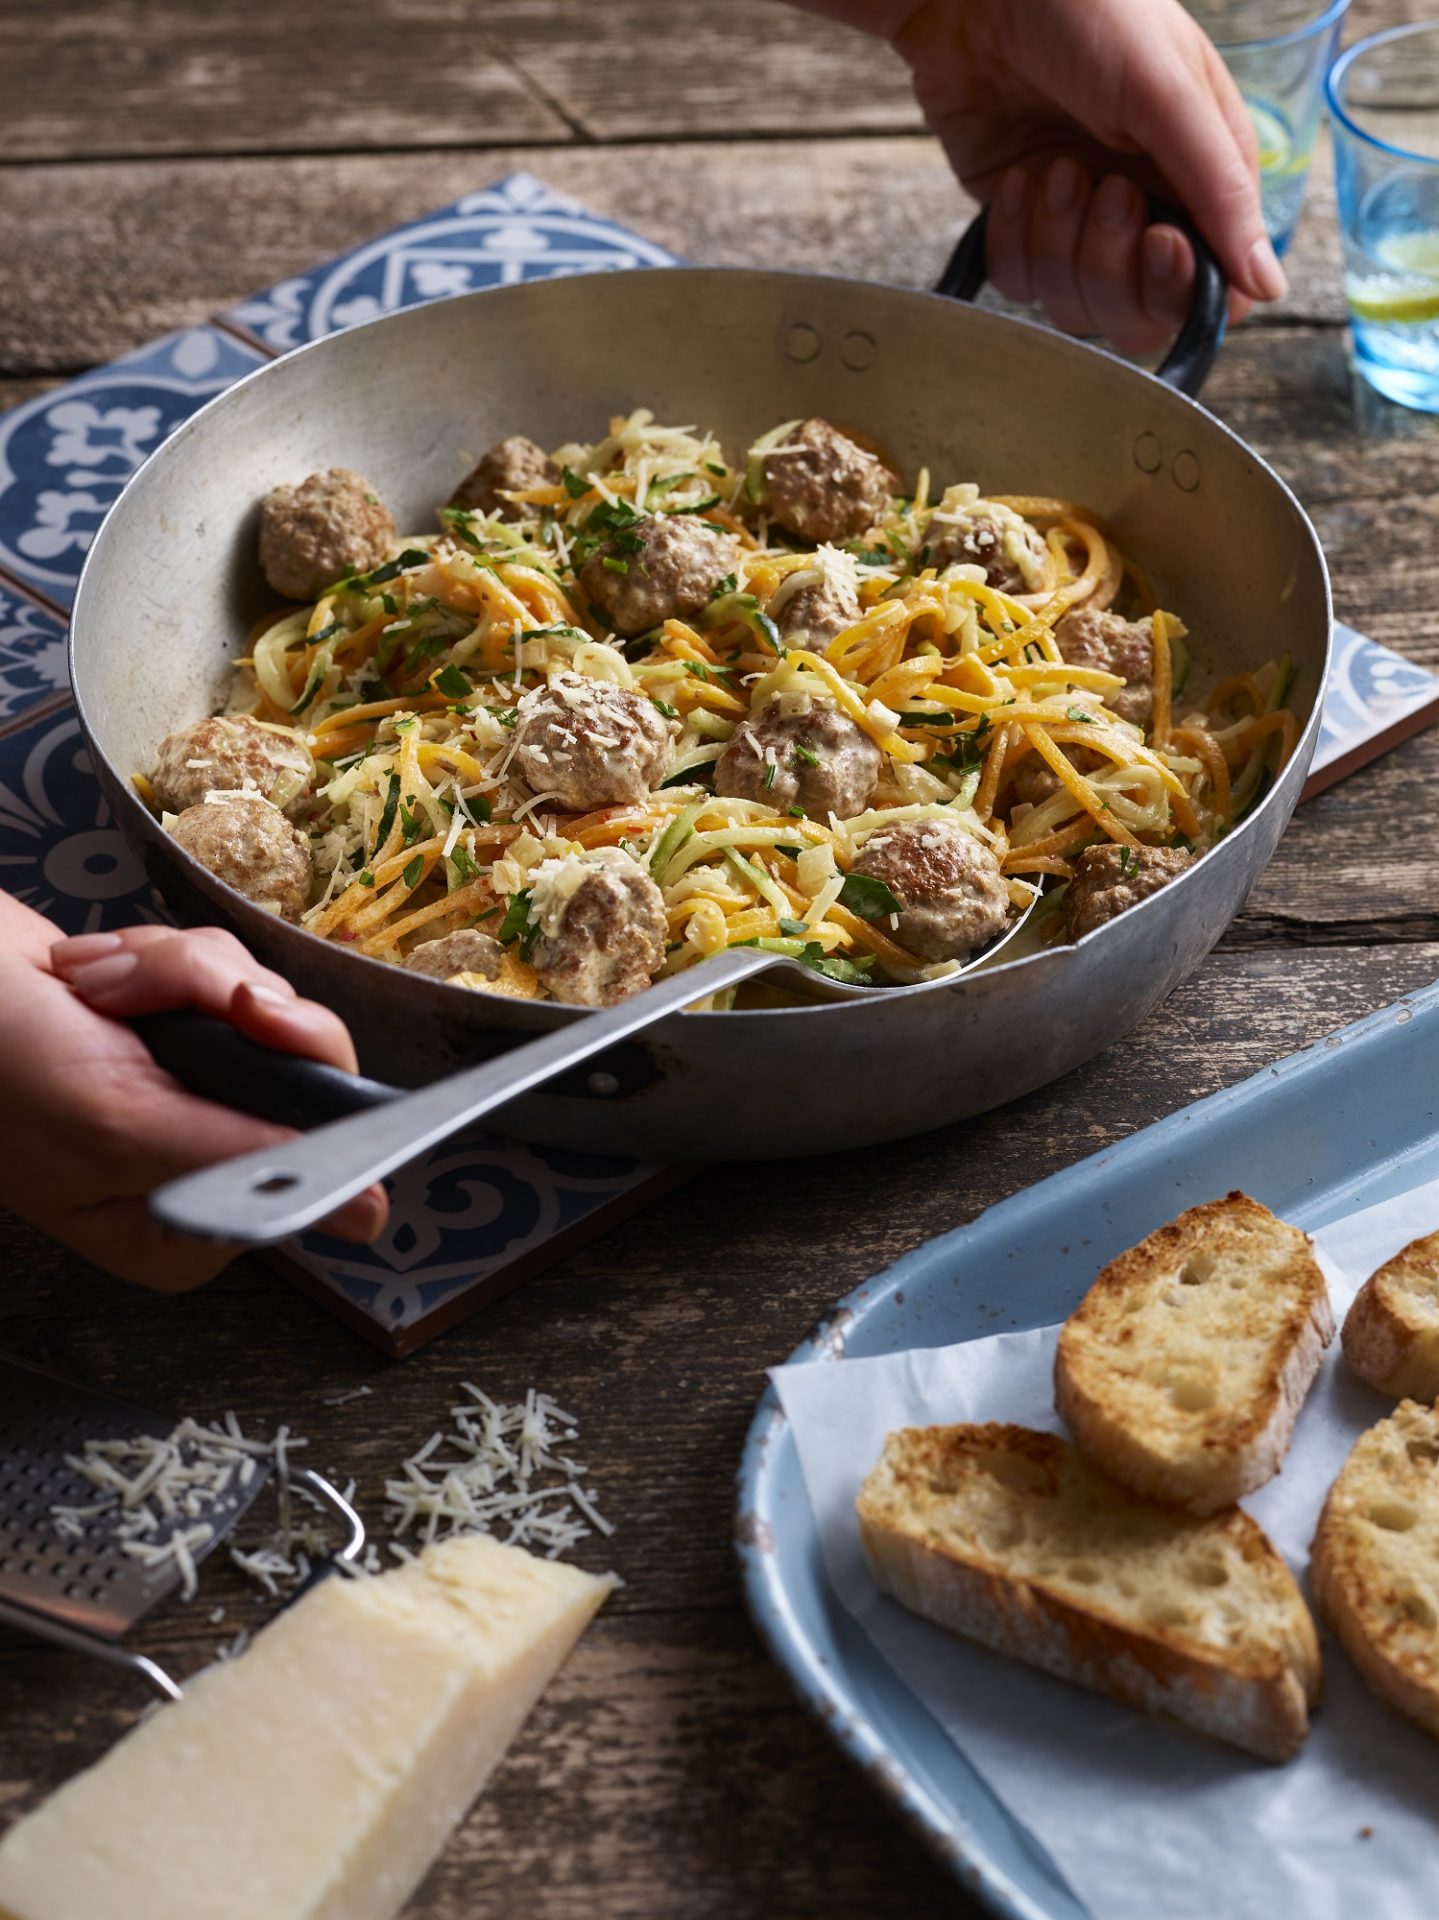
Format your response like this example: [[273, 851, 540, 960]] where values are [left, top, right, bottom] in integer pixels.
[[1185, 0, 1351, 255], [1330, 20, 1439, 411]]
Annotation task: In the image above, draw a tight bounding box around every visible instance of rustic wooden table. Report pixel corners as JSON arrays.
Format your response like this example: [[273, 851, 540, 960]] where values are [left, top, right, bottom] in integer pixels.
[[1, 1, 1436, 1913]]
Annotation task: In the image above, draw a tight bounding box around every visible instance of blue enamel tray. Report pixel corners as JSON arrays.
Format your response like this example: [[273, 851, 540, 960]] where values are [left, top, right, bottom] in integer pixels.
[[736, 979, 1439, 1920]]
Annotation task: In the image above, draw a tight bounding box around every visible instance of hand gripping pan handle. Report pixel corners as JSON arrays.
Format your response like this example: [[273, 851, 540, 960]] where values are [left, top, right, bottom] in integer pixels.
[[148, 945, 780, 1245], [936, 199, 1229, 397]]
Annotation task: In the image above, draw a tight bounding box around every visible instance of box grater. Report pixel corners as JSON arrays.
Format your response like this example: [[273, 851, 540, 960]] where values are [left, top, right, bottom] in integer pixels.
[[0, 1353, 363, 1698]]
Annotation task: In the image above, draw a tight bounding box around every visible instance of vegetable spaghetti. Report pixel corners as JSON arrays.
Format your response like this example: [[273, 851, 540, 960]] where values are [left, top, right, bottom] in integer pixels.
[[140, 411, 1300, 1008]]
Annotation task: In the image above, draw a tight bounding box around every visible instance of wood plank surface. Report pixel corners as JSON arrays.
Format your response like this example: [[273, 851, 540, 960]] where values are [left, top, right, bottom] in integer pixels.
[[3, 0, 1439, 1913], [0, 0, 915, 162], [0, 130, 1351, 375]]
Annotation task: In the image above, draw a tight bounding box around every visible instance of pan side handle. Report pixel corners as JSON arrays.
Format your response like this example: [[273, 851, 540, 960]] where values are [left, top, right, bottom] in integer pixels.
[[936, 202, 1228, 397], [132, 1010, 398, 1128]]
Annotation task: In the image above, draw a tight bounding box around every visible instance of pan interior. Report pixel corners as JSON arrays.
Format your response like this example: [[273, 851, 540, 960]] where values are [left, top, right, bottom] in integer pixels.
[[73, 268, 1327, 796]]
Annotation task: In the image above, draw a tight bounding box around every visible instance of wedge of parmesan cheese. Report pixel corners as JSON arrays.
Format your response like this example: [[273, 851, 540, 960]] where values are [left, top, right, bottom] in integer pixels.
[[0, 1535, 612, 1920]]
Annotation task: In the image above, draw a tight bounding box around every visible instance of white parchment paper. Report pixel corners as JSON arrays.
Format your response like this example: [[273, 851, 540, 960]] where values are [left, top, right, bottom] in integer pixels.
[[773, 1176, 1439, 1920]]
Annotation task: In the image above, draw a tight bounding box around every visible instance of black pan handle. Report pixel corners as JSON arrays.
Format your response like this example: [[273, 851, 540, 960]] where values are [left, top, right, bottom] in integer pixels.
[[132, 1010, 398, 1128], [936, 200, 1228, 398]]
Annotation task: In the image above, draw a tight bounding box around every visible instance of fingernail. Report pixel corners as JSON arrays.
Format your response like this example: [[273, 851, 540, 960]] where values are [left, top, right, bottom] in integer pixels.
[[1044, 157, 1082, 216], [997, 165, 1028, 219], [68, 951, 139, 994], [1094, 174, 1137, 231], [1144, 227, 1180, 281], [1248, 233, 1287, 301], [239, 980, 293, 1008], [51, 932, 123, 970]]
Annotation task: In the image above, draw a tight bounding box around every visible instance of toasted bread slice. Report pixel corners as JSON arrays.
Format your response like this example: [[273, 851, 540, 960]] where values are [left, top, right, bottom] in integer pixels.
[[1341, 1231, 1439, 1403], [857, 1422, 1321, 1762], [1053, 1192, 1334, 1514], [1312, 1399, 1439, 1739]]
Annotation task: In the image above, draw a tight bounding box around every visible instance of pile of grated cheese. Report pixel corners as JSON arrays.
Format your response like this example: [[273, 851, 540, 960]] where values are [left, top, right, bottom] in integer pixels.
[[49, 1386, 612, 1611], [53, 1414, 303, 1603], [383, 1384, 613, 1560]]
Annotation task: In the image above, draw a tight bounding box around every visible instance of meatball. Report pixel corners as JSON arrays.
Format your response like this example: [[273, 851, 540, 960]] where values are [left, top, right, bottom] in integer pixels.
[[1008, 744, 1103, 810], [169, 797, 312, 920], [851, 817, 1010, 963], [151, 714, 312, 818], [513, 671, 674, 811], [714, 697, 880, 821], [400, 928, 504, 980], [921, 504, 1047, 595], [1054, 607, 1157, 731], [1063, 843, 1194, 942], [774, 573, 862, 647], [258, 468, 395, 602], [528, 848, 667, 1007], [761, 418, 893, 545], [579, 514, 738, 637], [450, 435, 554, 519]]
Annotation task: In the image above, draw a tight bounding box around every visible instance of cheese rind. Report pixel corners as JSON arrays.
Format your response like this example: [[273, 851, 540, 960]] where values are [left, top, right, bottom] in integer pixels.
[[0, 1535, 612, 1920]]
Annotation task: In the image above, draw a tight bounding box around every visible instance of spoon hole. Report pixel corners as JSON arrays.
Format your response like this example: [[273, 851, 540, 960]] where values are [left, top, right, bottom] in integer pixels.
[[254, 1173, 301, 1194]]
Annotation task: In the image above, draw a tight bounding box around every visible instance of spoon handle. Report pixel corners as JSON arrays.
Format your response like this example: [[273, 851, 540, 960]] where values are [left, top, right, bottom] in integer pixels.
[[148, 946, 773, 1246]]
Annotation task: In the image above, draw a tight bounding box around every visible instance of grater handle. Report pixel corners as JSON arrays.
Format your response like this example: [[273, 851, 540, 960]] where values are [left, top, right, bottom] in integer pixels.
[[283, 1468, 368, 1603], [0, 1593, 181, 1702]]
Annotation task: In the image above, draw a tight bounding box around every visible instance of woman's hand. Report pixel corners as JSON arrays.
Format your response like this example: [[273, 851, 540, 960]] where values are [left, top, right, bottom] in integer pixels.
[[0, 897, 387, 1291], [792, 0, 1283, 354]]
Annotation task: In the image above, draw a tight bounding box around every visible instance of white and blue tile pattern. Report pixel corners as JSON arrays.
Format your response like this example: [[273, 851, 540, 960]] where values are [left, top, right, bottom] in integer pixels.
[[288, 1137, 662, 1338], [1311, 622, 1439, 779], [0, 584, 70, 728], [0, 706, 154, 934], [222, 171, 679, 354], [0, 327, 265, 612]]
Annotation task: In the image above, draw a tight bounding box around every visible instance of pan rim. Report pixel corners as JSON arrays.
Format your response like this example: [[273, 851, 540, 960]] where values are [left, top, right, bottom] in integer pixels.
[[69, 268, 1332, 1024]]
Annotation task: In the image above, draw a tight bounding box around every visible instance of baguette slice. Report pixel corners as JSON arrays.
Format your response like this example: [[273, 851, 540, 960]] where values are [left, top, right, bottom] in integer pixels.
[[1053, 1192, 1334, 1513], [857, 1422, 1321, 1762], [1341, 1230, 1439, 1402], [1312, 1399, 1439, 1739]]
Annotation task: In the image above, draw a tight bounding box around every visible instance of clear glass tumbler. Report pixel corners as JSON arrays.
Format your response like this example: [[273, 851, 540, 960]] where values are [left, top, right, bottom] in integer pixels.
[[1330, 22, 1439, 411], [1184, 0, 1350, 255]]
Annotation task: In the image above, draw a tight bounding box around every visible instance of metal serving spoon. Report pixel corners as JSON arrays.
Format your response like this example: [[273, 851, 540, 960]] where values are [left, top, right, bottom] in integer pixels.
[[149, 899, 1035, 1246]]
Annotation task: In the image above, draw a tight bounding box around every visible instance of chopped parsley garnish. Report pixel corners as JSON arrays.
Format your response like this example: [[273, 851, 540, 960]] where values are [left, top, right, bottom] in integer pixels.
[[439, 508, 483, 551], [448, 845, 481, 886], [380, 593, 398, 615], [358, 548, 431, 588], [710, 572, 738, 600], [705, 462, 727, 478], [791, 744, 821, 767], [490, 705, 519, 729], [602, 555, 629, 575], [561, 466, 590, 499], [399, 800, 424, 846], [652, 698, 679, 719], [762, 761, 778, 790], [778, 917, 810, 937], [374, 772, 401, 853], [499, 890, 533, 945], [432, 663, 472, 699], [402, 855, 424, 889], [1066, 708, 1096, 723], [357, 869, 375, 888], [1118, 845, 1136, 875], [839, 873, 903, 921]]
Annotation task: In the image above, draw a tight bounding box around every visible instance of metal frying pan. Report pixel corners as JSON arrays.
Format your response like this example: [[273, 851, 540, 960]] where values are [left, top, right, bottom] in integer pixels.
[[70, 237, 1330, 1163]]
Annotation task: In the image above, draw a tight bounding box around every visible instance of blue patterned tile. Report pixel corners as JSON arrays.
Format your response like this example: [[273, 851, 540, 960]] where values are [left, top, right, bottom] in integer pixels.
[[220, 170, 679, 354], [1312, 622, 1439, 775], [286, 1137, 664, 1346], [0, 327, 266, 611], [0, 583, 70, 728], [0, 704, 156, 935]]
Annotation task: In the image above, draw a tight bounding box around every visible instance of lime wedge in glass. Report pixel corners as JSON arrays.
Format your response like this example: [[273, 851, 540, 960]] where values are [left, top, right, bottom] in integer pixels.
[[1347, 232, 1439, 324], [1246, 98, 1301, 179]]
